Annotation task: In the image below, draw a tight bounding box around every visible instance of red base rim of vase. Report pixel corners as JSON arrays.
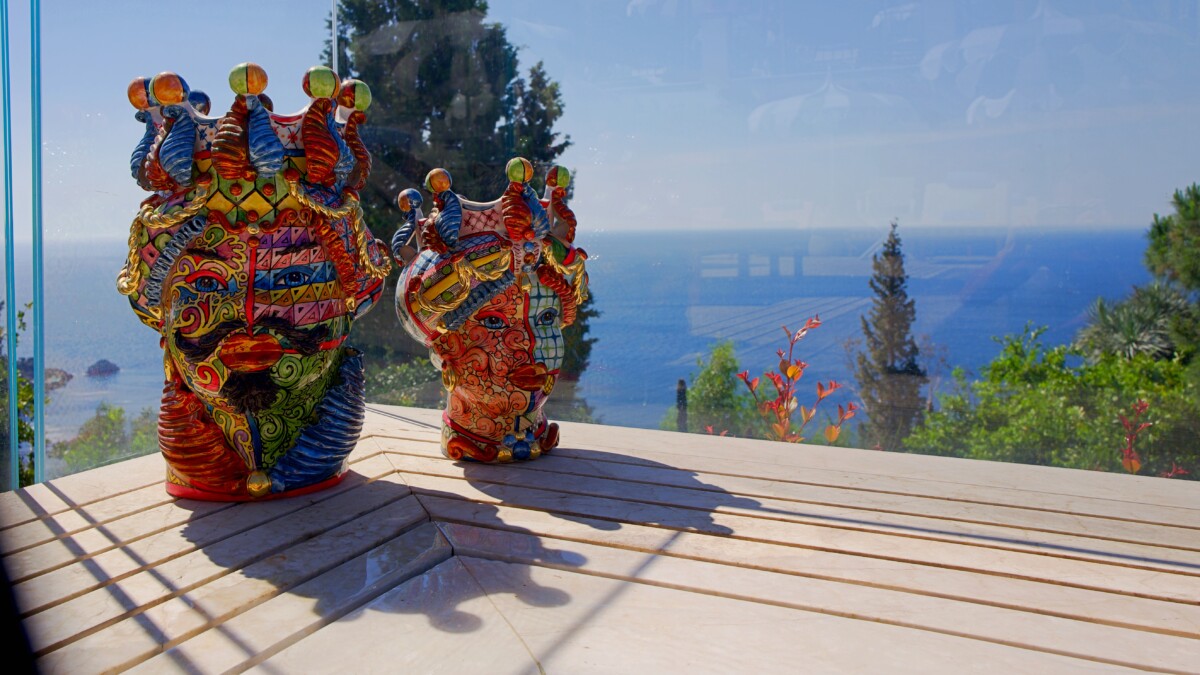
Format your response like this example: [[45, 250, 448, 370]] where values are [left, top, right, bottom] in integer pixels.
[[164, 470, 348, 502]]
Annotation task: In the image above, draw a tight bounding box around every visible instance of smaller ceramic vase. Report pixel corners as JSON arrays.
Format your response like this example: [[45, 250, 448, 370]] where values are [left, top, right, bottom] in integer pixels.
[[393, 159, 588, 462]]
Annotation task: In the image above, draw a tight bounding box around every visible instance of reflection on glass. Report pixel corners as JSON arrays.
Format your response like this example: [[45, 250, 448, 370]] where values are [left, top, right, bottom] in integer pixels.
[[8, 1, 1197, 484]]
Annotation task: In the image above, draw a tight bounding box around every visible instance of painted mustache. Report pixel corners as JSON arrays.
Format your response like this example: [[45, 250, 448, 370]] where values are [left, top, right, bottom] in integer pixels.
[[174, 317, 332, 363], [509, 363, 549, 391], [218, 334, 283, 373]]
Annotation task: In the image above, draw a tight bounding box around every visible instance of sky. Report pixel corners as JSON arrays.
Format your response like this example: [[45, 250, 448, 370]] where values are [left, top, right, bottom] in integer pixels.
[[4, 0, 1200, 244]]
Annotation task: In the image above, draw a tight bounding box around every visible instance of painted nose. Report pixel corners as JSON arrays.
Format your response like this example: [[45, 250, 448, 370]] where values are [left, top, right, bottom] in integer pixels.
[[509, 363, 548, 391], [218, 333, 283, 373]]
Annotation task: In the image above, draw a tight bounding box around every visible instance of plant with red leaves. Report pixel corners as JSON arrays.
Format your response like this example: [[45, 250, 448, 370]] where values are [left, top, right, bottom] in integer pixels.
[[737, 316, 857, 443], [1118, 399, 1152, 474], [1160, 463, 1190, 479]]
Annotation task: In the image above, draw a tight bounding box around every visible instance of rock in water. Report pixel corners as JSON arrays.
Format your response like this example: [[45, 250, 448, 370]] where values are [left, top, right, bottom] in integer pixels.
[[87, 359, 120, 377]]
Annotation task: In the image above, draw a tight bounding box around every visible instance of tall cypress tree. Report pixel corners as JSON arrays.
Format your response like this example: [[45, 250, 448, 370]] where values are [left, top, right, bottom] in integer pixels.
[[854, 221, 927, 451]]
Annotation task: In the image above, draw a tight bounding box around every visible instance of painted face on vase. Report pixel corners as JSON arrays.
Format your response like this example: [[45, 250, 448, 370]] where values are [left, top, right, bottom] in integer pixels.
[[118, 64, 389, 500], [433, 279, 566, 461], [161, 218, 350, 420], [394, 161, 587, 463]]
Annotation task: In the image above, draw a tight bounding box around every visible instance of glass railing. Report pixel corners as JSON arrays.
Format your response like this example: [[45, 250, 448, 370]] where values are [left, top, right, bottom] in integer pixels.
[[5, 1, 1198, 489]]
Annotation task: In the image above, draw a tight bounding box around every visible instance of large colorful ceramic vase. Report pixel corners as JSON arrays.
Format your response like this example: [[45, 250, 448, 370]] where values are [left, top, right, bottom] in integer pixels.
[[116, 64, 391, 500], [393, 159, 588, 463]]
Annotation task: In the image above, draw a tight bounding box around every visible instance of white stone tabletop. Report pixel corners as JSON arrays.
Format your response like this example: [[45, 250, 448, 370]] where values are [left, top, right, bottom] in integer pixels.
[[3, 405, 1199, 673]]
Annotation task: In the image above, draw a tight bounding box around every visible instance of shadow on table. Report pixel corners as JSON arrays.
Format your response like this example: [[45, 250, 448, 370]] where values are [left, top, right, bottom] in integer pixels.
[[176, 470, 576, 643], [459, 447, 767, 536], [172, 444, 774, 660]]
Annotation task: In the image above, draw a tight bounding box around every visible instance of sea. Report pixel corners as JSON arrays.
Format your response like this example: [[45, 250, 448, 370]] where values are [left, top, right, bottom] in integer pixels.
[[14, 227, 1151, 451]]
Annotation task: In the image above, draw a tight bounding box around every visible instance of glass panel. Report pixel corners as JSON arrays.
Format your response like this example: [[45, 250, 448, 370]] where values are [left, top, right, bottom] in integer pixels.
[[12, 1, 1198, 483], [490, 1, 1196, 478], [0, 0, 13, 490], [35, 1, 341, 480]]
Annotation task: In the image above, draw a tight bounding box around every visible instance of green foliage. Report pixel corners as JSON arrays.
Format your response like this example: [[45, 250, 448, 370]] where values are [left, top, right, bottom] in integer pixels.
[[1075, 282, 1195, 361], [543, 380, 598, 424], [2, 303, 44, 487], [501, 62, 571, 163], [1146, 183, 1200, 292], [907, 326, 1200, 478], [560, 293, 598, 383], [854, 221, 927, 451], [543, 294, 600, 423], [52, 404, 159, 475], [328, 1, 573, 364], [364, 358, 443, 408], [661, 341, 755, 436]]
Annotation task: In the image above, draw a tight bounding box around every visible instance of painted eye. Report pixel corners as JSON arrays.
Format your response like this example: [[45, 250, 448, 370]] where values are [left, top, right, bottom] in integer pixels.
[[276, 266, 314, 289], [479, 313, 508, 330], [185, 270, 228, 293], [536, 308, 559, 326]]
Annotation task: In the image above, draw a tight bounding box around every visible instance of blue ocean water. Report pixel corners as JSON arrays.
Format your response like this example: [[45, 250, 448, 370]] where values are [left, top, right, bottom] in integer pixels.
[[17, 227, 1150, 443], [578, 227, 1150, 428]]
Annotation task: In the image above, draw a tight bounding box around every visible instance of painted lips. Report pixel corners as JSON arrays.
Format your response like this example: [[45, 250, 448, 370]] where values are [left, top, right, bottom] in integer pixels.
[[509, 363, 549, 391], [218, 333, 284, 372]]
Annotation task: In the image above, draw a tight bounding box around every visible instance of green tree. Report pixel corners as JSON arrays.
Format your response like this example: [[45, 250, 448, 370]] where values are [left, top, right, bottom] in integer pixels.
[[544, 293, 599, 423], [853, 221, 927, 451], [1074, 282, 1195, 361], [0, 304, 35, 487], [52, 404, 159, 475], [329, 0, 571, 243], [907, 326, 1200, 478], [0, 303, 71, 487], [1146, 183, 1200, 292], [560, 294, 597, 383], [364, 360, 442, 408], [1084, 184, 1200, 388], [661, 341, 755, 436], [501, 61, 571, 165], [328, 0, 574, 366]]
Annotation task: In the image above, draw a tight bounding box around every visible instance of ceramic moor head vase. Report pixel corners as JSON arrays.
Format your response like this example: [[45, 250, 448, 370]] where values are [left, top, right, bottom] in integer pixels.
[[393, 159, 588, 463], [117, 64, 391, 500]]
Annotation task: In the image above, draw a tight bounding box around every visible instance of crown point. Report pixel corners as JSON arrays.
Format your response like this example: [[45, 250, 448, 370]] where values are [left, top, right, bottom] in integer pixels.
[[506, 157, 534, 184], [150, 72, 188, 106], [425, 168, 452, 194], [127, 77, 152, 110], [397, 188, 422, 212], [229, 62, 268, 96], [302, 66, 340, 99], [546, 165, 571, 190], [336, 79, 372, 112], [187, 90, 211, 115]]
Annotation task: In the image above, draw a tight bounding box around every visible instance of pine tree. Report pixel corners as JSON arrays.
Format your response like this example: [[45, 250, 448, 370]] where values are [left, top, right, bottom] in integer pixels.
[[1146, 183, 1200, 293], [329, 1, 571, 242], [326, 1, 573, 362], [1143, 184, 1200, 376], [854, 221, 927, 451], [502, 62, 571, 165]]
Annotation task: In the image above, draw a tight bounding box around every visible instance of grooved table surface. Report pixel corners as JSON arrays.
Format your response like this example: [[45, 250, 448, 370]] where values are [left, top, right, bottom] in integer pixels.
[[3, 405, 1199, 674]]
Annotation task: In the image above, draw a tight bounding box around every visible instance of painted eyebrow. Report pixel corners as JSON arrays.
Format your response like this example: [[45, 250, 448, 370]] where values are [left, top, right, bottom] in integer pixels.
[[183, 246, 223, 260], [279, 240, 320, 255]]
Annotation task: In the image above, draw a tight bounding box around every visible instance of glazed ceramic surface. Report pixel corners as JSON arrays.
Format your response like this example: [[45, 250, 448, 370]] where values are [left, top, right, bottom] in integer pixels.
[[393, 160, 588, 462], [117, 64, 391, 500]]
